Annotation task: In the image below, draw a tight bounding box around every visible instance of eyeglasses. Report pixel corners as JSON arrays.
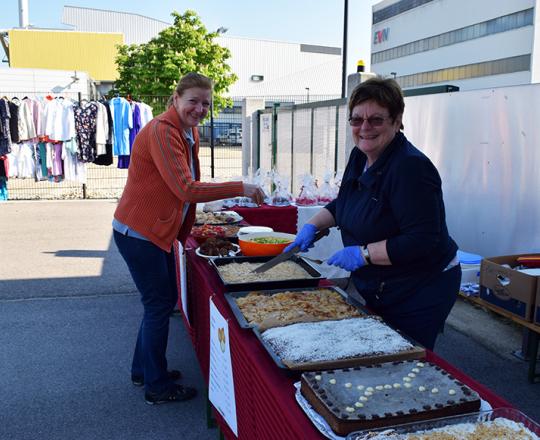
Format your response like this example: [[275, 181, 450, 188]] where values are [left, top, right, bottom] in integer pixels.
[[348, 115, 390, 127]]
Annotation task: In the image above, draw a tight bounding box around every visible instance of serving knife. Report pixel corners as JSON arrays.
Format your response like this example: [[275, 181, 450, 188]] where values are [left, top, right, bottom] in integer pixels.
[[251, 228, 330, 274]]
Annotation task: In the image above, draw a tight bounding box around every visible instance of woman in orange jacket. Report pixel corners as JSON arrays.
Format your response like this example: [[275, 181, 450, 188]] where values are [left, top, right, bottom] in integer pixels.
[[113, 72, 264, 405]]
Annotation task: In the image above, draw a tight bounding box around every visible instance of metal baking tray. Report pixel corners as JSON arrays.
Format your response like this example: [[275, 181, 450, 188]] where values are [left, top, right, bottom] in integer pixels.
[[209, 255, 324, 292], [224, 286, 368, 330], [252, 316, 426, 371], [345, 407, 540, 439]]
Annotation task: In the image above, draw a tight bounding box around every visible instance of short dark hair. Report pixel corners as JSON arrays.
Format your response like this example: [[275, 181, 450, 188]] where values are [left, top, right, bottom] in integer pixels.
[[168, 72, 213, 107], [348, 77, 405, 129]]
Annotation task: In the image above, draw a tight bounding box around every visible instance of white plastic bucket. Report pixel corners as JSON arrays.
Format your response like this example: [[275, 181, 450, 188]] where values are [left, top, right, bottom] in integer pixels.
[[458, 250, 482, 284]]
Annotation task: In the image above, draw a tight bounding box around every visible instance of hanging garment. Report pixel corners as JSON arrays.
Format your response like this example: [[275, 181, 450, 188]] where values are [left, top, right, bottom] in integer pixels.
[[8, 100, 20, 143], [0, 176, 7, 201], [6, 143, 19, 177], [95, 102, 109, 156], [45, 98, 75, 142], [138, 102, 154, 127], [51, 142, 63, 177], [110, 97, 132, 156], [0, 98, 12, 155], [0, 155, 8, 178], [62, 139, 87, 184], [29, 98, 44, 137], [93, 101, 113, 166], [118, 102, 141, 169], [15, 98, 36, 141], [17, 142, 36, 179], [74, 101, 98, 163]]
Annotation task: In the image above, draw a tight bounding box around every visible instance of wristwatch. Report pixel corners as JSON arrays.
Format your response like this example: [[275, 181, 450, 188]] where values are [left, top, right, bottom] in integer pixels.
[[361, 245, 371, 265]]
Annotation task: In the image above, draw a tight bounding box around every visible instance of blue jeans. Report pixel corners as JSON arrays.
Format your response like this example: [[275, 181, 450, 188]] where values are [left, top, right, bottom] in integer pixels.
[[113, 230, 178, 393]]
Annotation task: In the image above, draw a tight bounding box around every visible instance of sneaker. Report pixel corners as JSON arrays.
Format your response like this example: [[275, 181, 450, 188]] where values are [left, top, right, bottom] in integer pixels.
[[131, 369, 182, 387], [145, 384, 197, 405]]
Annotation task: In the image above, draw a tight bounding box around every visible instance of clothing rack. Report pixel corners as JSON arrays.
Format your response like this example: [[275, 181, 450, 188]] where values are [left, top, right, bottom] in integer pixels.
[[0, 94, 153, 201]]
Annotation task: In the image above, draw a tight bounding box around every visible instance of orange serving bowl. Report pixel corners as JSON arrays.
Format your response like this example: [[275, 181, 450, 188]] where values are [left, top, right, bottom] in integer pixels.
[[238, 232, 295, 257]]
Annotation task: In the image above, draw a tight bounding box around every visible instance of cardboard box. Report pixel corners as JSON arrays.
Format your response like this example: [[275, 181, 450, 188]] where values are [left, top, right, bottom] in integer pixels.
[[480, 254, 540, 322]]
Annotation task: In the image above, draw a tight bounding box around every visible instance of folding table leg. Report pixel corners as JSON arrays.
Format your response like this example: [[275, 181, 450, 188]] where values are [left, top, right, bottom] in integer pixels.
[[206, 391, 217, 429]]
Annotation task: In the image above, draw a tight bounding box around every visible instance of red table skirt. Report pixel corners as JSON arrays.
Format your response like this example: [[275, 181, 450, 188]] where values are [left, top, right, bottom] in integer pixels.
[[229, 204, 298, 234], [176, 236, 511, 440]]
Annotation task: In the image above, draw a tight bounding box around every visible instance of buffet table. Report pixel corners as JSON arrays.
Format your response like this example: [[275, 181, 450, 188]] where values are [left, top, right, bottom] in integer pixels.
[[229, 204, 298, 234], [177, 234, 512, 439]]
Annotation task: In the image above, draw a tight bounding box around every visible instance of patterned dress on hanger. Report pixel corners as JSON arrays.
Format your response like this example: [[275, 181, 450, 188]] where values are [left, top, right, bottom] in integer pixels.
[[74, 102, 98, 163]]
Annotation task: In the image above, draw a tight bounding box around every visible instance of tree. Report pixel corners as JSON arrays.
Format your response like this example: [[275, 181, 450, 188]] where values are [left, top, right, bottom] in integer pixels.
[[114, 10, 237, 114]]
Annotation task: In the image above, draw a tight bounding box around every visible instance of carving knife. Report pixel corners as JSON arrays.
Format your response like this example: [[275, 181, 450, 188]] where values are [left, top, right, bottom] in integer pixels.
[[251, 228, 330, 273]]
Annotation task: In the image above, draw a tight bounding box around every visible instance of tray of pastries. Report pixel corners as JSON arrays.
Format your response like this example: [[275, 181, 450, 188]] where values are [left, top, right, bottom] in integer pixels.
[[225, 286, 367, 331], [209, 255, 323, 292], [346, 407, 540, 439], [196, 238, 241, 259], [300, 360, 481, 436], [254, 316, 425, 371], [190, 224, 241, 244], [195, 210, 243, 225]]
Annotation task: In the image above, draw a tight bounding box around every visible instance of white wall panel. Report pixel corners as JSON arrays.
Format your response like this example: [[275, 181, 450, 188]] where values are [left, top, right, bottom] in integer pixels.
[[219, 37, 341, 97], [0, 67, 92, 97], [402, 84, 540, 257]]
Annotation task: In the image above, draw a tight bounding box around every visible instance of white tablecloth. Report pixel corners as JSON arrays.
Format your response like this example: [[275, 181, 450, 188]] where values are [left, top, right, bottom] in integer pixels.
[[296, 205, 350, 280]]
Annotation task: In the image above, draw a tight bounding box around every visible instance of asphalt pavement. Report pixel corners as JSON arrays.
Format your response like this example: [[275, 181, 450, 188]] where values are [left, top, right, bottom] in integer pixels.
[[0, 200, 538, 440]]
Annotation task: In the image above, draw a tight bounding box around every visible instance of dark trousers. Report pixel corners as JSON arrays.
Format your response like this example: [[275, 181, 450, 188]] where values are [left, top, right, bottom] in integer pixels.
[[370, 265, 461, 351], [113, 230, 178, 393]]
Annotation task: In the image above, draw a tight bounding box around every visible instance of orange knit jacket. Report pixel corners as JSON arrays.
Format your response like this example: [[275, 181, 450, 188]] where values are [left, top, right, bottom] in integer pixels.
[[114, 106, 244, 251]]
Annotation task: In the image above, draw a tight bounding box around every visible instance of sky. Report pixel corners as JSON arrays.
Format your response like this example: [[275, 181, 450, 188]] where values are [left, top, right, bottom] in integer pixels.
[[0, 0, 380, 75]]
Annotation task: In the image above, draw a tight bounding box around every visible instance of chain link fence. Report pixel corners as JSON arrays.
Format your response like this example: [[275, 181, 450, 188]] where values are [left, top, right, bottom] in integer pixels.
[[4, 94, 340, 200], [256, 97, 349, 196]]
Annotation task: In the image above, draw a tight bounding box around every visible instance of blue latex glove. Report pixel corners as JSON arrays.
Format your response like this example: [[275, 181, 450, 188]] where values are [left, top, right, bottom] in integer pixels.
[[283, 223, 318, 253], [327, 246, 367, 271]]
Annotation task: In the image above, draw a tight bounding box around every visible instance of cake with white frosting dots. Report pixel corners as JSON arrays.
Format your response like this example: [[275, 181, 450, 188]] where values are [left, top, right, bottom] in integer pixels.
[[300, 360, 481, 435]]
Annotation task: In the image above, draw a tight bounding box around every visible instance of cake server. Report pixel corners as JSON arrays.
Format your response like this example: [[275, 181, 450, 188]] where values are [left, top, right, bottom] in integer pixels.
[[251, 228, 329, 273]]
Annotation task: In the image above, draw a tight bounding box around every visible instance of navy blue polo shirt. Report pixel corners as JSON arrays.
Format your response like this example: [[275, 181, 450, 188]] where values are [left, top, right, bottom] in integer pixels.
[[326, 132, 457, 309]]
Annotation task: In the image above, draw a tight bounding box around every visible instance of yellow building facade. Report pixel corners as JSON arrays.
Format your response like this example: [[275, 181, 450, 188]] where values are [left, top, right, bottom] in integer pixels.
[[8, 29, 123, 81]]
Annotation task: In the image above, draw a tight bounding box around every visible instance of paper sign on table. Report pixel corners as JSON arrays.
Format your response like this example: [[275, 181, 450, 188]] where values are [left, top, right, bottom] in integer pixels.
[[178, 243, 189, 325], [209, 297, 238, 436]]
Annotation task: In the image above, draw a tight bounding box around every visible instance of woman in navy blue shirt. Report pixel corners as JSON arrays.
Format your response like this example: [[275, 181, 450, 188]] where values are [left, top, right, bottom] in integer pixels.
[[287, 77, 460, 350]]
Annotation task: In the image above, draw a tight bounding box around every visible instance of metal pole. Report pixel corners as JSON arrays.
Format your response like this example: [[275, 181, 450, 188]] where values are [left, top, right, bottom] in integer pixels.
[[271, 103, 279, 170], [78, 91, 88, 199], [256, 110, 261, 170], [334, 105, 340, 172], [19, 0, 29, 28], [291, 110, 295, 194], [309, 107, 315, 174], [210, 100, 215, 179], [341, 0, 349, 99]]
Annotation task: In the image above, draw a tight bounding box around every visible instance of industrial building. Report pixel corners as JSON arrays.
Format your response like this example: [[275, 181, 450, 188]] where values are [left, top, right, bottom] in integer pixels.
[[1, 5, 342, 100], [371, 0, 539, 91]]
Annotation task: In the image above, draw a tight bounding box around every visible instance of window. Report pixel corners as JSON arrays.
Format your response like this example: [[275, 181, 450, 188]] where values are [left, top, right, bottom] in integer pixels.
[[372, 9, 533, 64], [399, 55, 531, 89]]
